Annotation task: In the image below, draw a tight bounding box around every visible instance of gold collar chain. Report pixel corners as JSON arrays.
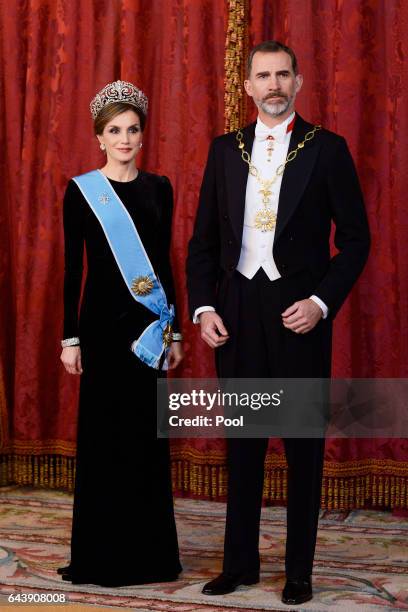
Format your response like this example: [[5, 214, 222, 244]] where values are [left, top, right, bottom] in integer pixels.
[[236, 124, 321, 232]]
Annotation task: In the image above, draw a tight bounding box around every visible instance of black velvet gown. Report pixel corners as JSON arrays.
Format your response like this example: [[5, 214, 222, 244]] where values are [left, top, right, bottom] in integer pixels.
[[62, 171, 182, 586]]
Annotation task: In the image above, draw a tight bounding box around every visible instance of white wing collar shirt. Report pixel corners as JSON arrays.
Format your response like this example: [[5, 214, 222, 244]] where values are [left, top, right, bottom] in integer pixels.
[[236, 112, 295, 281], [193, 112, 328, 322]]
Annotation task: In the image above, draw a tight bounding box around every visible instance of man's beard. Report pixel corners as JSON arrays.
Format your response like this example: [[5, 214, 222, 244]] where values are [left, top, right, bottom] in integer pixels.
[[259, 94, 292, 117]]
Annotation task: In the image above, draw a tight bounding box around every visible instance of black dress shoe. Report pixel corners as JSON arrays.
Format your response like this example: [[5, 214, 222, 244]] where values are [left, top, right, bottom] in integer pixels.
[[282, 576, 312, 605], [202, 570, 259, 595], [57, 565, 71, 577]]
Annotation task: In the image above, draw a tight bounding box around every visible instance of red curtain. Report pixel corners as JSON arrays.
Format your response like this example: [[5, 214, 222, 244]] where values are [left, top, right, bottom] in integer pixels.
[[1, 0, 408, 508]]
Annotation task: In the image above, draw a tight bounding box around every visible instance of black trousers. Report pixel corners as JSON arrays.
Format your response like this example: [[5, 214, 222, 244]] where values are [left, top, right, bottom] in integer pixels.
[[219, 269, 326, 579]]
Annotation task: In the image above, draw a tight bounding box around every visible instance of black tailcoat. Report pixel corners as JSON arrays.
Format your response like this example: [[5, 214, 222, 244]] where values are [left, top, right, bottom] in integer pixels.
[[187, 114, 370, 377]]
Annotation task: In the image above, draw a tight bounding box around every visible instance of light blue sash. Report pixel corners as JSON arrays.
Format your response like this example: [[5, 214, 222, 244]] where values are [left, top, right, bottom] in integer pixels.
[[73, 169, 174, 370]]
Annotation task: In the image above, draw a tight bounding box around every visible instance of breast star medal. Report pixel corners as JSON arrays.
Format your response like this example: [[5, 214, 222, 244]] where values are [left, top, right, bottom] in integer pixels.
[[131, 275, 154, 296]]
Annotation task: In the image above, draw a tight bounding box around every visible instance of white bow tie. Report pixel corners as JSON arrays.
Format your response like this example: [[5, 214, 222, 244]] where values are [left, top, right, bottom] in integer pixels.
[[255, 123, 288, 144]]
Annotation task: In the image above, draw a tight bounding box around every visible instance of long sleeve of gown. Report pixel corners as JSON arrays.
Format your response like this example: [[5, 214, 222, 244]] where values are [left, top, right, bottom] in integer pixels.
[[157, 176, 181, 334], [63, 180, 84, 339]]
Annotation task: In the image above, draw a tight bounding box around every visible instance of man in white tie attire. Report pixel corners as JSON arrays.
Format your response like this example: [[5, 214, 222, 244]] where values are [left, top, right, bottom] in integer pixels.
[[187, 41, 370, 605]]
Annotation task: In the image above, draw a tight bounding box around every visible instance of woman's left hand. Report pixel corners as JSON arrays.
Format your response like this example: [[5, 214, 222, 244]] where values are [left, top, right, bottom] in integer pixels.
[[167, 342, 184, 370]]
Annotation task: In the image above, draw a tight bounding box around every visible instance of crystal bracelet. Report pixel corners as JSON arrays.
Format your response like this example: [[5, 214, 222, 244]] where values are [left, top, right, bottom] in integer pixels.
[[61, 337, 80, 348], [172, 332, 183, 342]]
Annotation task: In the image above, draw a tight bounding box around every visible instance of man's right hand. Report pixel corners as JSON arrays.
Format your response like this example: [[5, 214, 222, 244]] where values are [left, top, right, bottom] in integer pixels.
[[199, 311, 230, 348]]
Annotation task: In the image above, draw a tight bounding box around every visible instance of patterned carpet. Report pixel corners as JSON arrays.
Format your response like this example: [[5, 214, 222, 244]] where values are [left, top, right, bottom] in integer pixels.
[[0, 486, 407, 611]]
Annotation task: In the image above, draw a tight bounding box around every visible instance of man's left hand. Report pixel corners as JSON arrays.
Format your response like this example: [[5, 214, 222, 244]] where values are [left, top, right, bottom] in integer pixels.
[[281, 299, 323, 334]]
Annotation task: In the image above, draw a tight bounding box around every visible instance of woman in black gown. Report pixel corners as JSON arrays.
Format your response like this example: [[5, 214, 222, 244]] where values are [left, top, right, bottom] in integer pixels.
[[59, 81, 183, 586]]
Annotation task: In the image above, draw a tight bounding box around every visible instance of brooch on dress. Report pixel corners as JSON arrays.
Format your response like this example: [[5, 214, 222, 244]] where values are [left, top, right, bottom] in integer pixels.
[[98, 193, 110, 205]]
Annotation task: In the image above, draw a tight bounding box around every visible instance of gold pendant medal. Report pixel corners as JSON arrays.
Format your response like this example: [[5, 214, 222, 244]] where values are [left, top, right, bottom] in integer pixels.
[[254, 181, 276, 232], [254, 208, 277, 232], [162, 323, 173, 347]]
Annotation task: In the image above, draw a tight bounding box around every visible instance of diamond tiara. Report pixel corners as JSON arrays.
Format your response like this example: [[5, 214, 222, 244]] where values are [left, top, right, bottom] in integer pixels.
[[90, 80, 148, 120]]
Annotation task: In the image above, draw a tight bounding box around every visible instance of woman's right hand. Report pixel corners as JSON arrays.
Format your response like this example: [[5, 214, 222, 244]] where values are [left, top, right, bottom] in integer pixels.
[[60, 346, 83, 375]]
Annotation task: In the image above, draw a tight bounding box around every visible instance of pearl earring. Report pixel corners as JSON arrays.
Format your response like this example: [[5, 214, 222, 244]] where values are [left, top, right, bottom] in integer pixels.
[[139, 143, 143, 148], [100, 143, 106, 151]]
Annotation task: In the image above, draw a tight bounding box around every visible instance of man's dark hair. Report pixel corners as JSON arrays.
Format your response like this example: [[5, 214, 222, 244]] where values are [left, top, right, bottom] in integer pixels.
[[247, 40, 298, 76]]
